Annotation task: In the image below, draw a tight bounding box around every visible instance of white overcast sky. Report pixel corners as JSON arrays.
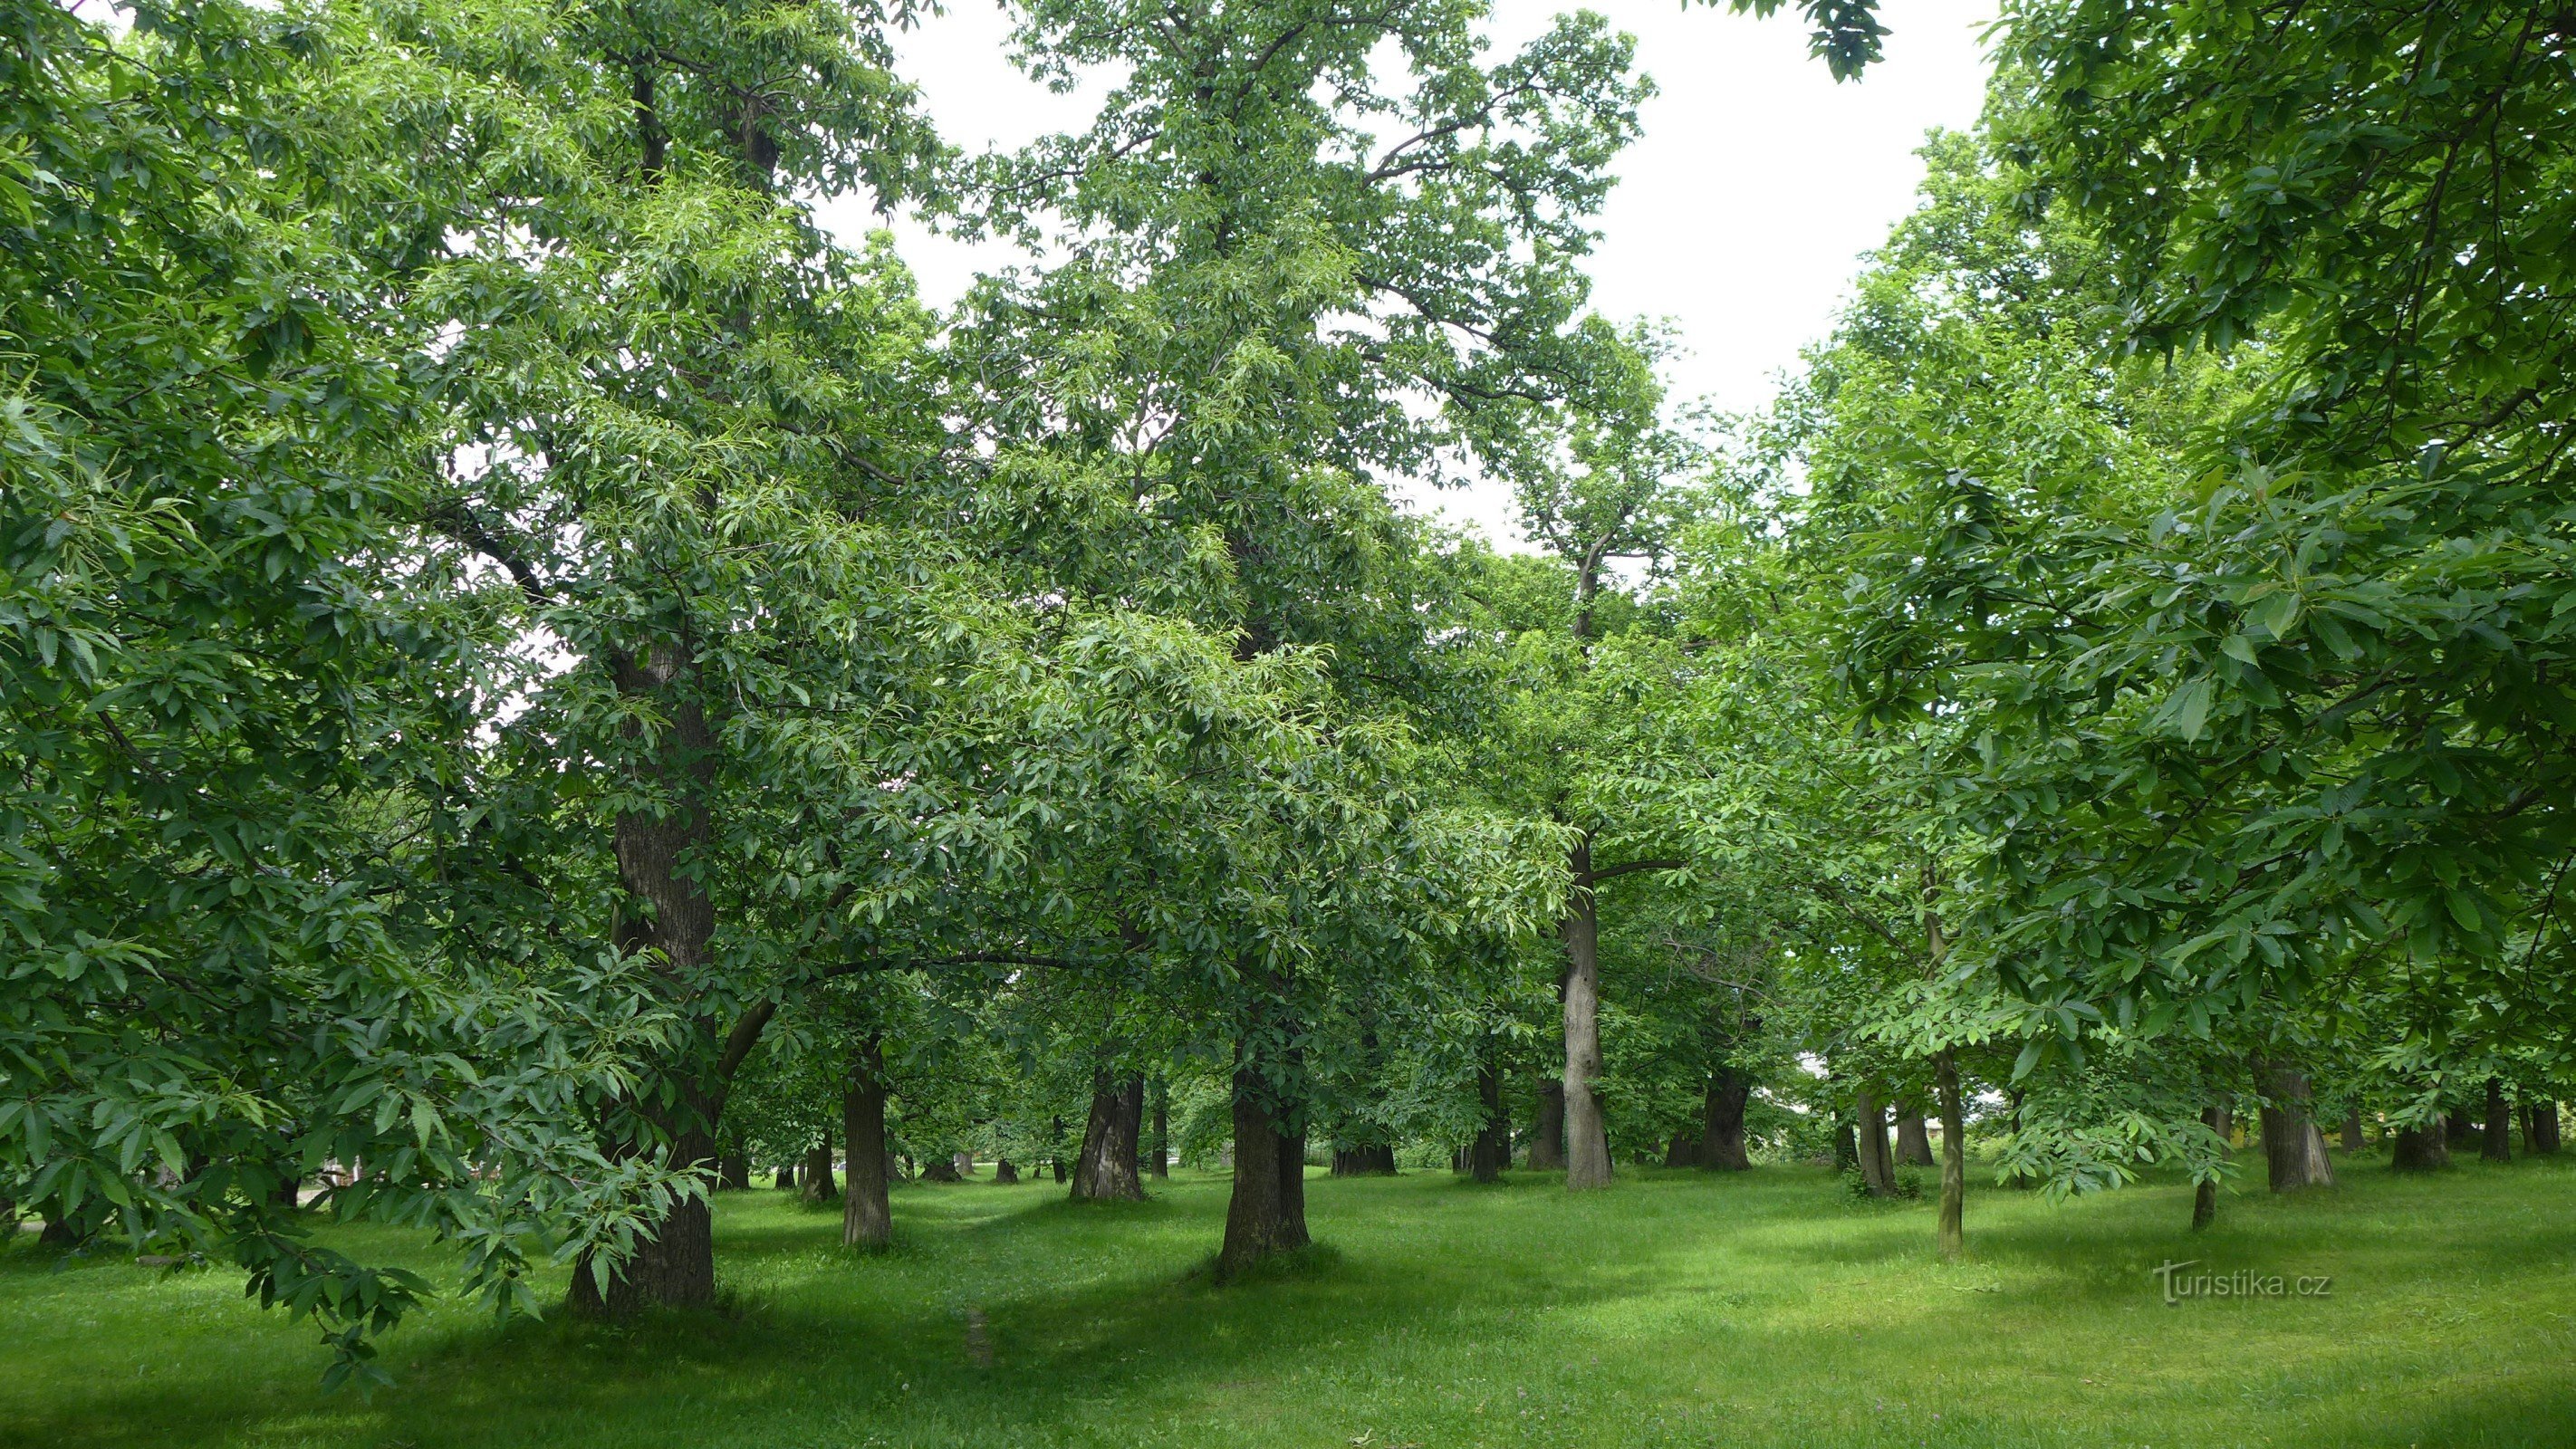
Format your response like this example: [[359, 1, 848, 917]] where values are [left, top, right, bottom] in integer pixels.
[[817, 0, 1999, 550]]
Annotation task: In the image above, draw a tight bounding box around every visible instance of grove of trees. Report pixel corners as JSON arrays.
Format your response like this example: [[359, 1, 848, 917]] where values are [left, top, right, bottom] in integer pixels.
[[5, 0, 2571, 1387]]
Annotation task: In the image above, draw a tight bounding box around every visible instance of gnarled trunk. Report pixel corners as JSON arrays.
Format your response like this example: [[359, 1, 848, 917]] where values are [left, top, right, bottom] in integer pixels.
[[1527, 1080, 1567, 1169], [1216, 1064, 1308, 1276], [1072, 1068, 1146, 1201], [1933, 1051, 1966, 1258], [841, 1036, 891, 1250], [1559, 842, 1612, 1189], [1698, 1068, 1751, 1171]]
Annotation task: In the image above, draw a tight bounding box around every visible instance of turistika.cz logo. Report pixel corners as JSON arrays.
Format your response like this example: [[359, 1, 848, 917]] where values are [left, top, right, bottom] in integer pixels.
[[2149, 1260, 2332, 1306]]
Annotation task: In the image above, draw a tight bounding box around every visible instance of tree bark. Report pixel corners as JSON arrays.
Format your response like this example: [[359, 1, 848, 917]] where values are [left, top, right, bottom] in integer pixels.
[[841, 1036, 891, 1250], [1895, 1100, 1936, 1168], [716, 1155, 748, 1191], [1527, 1080, 1567, 1170], [1072, 1068, 1147, 1201], [2191, 1104, 2227, 1231], [2256, 1059, 2335, 1191], [2393, 1116, 2450, 1170], [2482, 1077, 2513, 1162], [1698, 1068, 1751, 1171], [773, 1164, 794, 1191], [1560, 840, 1612, 1190], [1854, 1086, 1896, 1196], [1934, 1051, 1966, 1259], [1331, 1144, 1398, 1176], [1471, 1060, 1512, 1183], [1216, 1064, 1309, 1276], [921, 1155, 961, 1183], [2446, 1105, 2477, 1147], [802, 1134, 839, 1204], [569, 1128, 717, 1317], [2340, 1108, 2365, 1153], [1149, 1080, 1171, 1178], [994, 1158, 1019, 1185], [2538, 1101, 2562, 1155]]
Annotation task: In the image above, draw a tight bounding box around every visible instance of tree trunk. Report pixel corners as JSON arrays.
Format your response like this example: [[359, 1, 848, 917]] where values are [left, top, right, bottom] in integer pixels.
[[1470, 1061, 1512, 1183], [1698, 1068, 1751, 1171], [2482, 1077, 2512, 1162], [2446, 1106, 2476, 1147], [716, 1154, 748, 1191], [1560, 840, 1612, 1189], [1331, 1144, 1398, 1176], [1662, 1130, 1697, 1167], [2191, 1105, 2227, 1231], [1527, 1080, 1567, 1170], [841, 1036, 891, 1250], [1072, 1068, 1147, 1201], [1895, 1101, 1936, 1168], [1149, 1080, 1171, 1178], [573, 641, 737, 1317], [1854, 1087, 1896, 1196], [2340, 1108, 2365, 1153], [802, 1134, 839, 1203], [2393, 1116, 2450, 1170], [2538, 1102, 2562, 1155], [1216, 1064, 1309, 1276], [994, 1158, 1019, 1185], [773, 1164, 794, 1191], [2256, 1059, 2334, 1192], [921, 1155, 961, 1183], [570, 1128, 717, 1316], [1934, 1051, 1966, 1259]]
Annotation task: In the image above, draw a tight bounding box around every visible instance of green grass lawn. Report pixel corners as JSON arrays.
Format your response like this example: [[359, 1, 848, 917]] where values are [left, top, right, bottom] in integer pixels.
[[5, 1151, 2571, 1448]]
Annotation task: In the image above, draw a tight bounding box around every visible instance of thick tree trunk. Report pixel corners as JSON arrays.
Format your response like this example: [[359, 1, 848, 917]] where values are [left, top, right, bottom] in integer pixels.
[[995, 1158, 1019, 1185], [1149, 1080, 1171, 1178], [921, 1156, 961, 1183], [1471, 1061, 1512, 1183], [952, 1151, 975, 1178], [570, 1127, 718, 1316], [1560, 842, 1612, 1190], [1072, 1069, 1147, 1201], [574, 641, 739, 1317], [1698, 1068, 1751, 1170], [1528, 1080, 1567, 1169], [773, 1164, 794, 1191], [2537, 1102, 2562, 1155], [2393, 1116, 2450, 1170], [1331, 1144, 1398, 1176], [1895, 1101, 1936, 1168], [1854, 1087, 1896, 1196], [1663, 1131, 1697, 1167], [716, 1155, 748, 1191], [2191, 1105, 2228, 1231], [2482, 1077, 2513, 1162], [2257, 1060, 2335, 1191], [1934, 1051, 1966, 1259], [2340, 1108, 2365, 1153], [802, 1136, 839, 1203], [1216, 1065, 1309, 1276], [841, 1037, 891, 1250]]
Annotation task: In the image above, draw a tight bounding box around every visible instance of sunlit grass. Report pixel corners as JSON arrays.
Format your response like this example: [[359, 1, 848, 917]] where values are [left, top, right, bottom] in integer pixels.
[[5, 1149, 2571, 1447]]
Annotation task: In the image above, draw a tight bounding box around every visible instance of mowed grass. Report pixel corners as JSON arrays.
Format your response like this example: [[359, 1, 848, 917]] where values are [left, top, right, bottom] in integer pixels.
[[5, 1151, 2573, 1449]]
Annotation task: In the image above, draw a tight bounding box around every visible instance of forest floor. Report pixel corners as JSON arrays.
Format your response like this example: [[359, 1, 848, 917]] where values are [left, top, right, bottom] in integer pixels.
[[5, 1150, 2571, 1448]]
